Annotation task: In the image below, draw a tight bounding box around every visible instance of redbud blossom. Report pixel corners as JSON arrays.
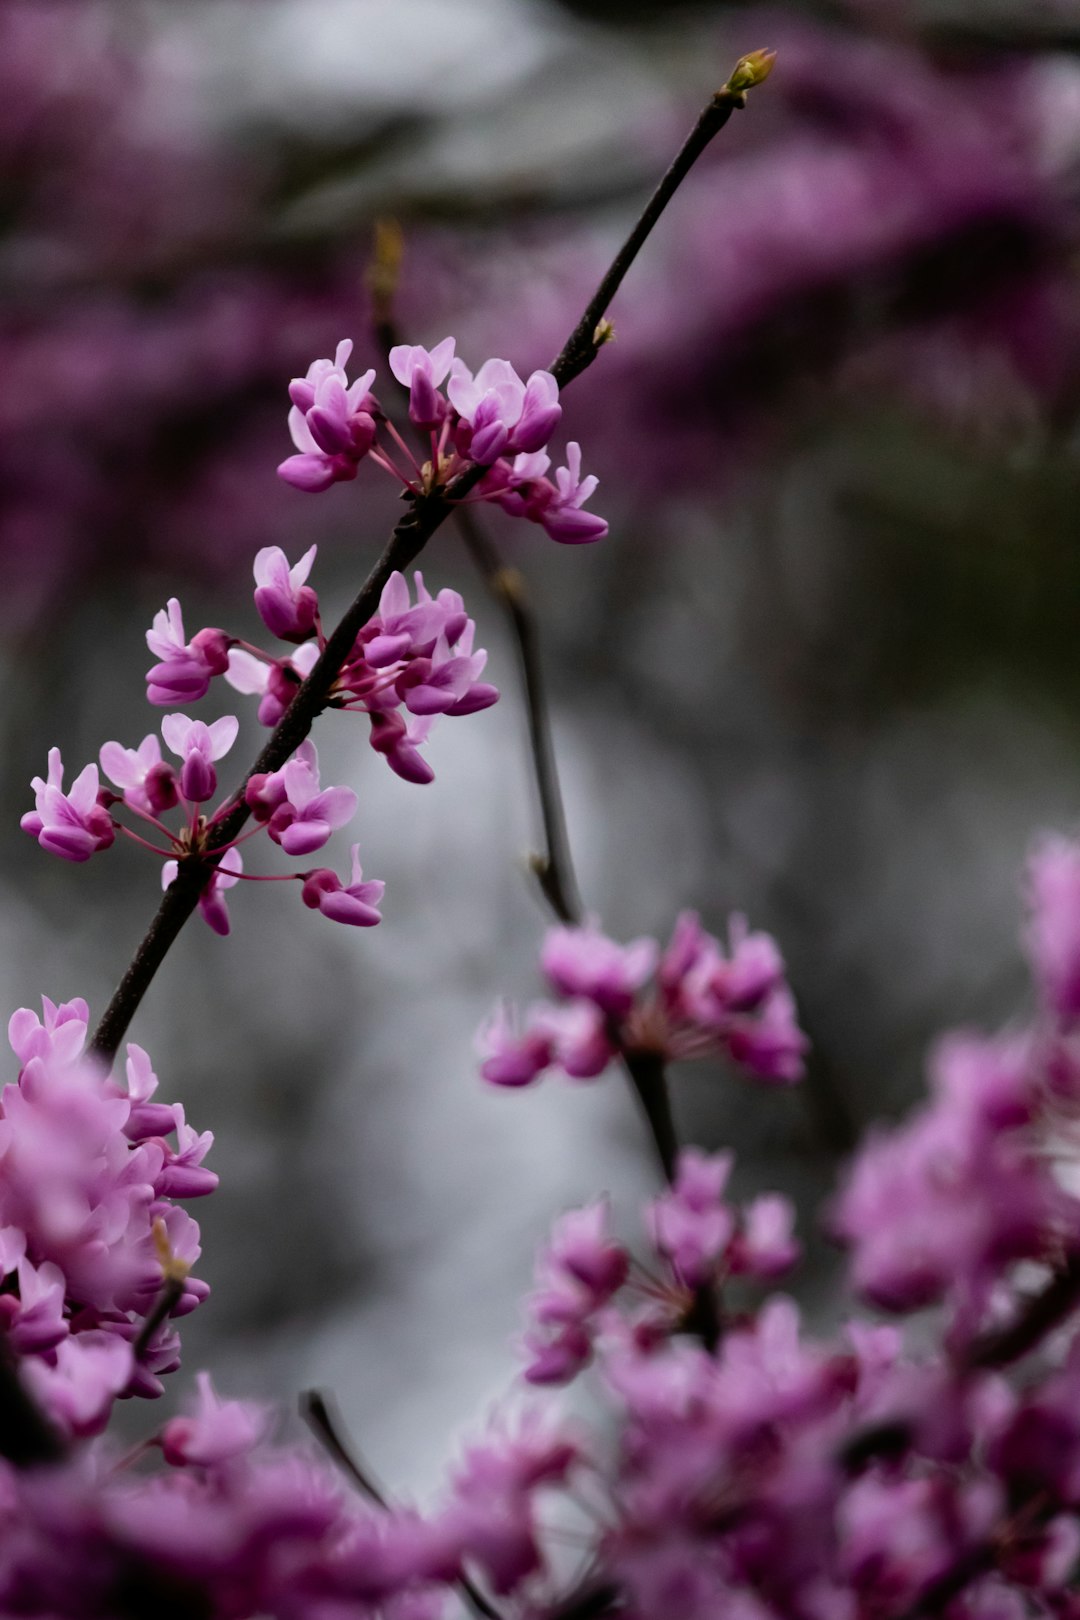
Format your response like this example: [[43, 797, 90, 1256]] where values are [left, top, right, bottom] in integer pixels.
[[21, 748, 115, 862], [481, 912, 806, 1090], [162, 846, 243, 936], [245, 739, 357, 856], [448, 356, 562, 463], [100, 734, 178, 816], [301, 844, 385, 927], [0, 997, 213, 1432], [160, 713, 239, 804], [278, 339, 378, 491], [145, 598, 231, 705], [389, 336, 456, 428], [252, 544, 319, 642]]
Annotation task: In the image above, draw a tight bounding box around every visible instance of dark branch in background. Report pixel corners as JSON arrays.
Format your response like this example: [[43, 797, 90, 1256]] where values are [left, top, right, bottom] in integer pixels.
[[89, 49, 773, 1067], [302, 1390, 504, 1620], [453, 509, 583, 925]]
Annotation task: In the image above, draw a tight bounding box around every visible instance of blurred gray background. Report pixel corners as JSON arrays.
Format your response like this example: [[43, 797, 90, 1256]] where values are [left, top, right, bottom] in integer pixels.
[[5, 0, 1080, 1487]]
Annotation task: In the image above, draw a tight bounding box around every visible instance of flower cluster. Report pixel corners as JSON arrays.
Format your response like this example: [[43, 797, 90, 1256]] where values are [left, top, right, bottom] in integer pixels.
[[520, 1150, 799, 1385], [0, 997, 212, 1437], [0, 1373, 581, 1618], [227, 564, 499, 782], [23, 709, 376, 936], [278, 338, 608, 544], [832, 833, 1080, 1351], [478, 912, 807, 1089]]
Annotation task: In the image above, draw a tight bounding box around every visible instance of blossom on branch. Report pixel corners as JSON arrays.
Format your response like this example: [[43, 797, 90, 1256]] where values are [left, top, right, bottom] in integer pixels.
[[479, 912, 807, 1090]]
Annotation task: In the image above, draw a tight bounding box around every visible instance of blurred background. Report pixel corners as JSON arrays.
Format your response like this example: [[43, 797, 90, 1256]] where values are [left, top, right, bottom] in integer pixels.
[[5, 0, 1080, 1487]]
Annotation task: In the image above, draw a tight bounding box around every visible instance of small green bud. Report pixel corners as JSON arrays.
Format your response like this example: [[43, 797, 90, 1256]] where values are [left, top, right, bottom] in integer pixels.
[[725, 48, 777, 96]]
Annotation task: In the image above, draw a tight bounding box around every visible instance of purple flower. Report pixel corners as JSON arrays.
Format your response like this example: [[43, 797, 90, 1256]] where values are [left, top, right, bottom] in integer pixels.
[[160, 713, 239, 804], [99, 733, 178, 816], [389, 337, 456, 428], [832, 1032, 1058, 1325], [145, 599, 231, 706], [21, 748, 115, 862], [367, 707, 436, 786], [0, 1256, 67, 1354], [364, 570, 453, 669], [0, 1003, 214, 1428], [252, 544, 319, 643], [443, 1411, 579, 1594], [278, 339, 378, 492], [301, 845, 385, 927], [730, 1193, 800, 1280]]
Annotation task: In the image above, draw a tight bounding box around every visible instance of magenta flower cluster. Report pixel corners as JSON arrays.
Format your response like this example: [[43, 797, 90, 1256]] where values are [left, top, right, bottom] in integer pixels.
[[0, 1372, 582, 1617], [278, 338, 609, 544], [0, 996, 212, 1439], [20, 546, 504, 931], [833, 833, 1080, 1351], [521, 1150, 799, 1384], [479, 911, 807, 1088]]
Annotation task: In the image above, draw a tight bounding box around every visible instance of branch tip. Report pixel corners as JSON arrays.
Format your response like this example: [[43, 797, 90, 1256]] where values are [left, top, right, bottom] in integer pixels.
[[724, 48, 777, 98]]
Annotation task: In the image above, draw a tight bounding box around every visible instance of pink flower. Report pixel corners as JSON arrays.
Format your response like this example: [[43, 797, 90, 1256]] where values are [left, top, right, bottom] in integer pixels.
[[448, 357, 561, 462], [145, 599, 231, 706], [160, 713, 239, 804], [160, 1372, 269, 1468], [301, 845, 385, 927], [99, 734, 178, 817], [539, 443, 609, 544], [645, 1149, 736, 1289], [21, 748, 115, 863], [367, 707, 436, 785], [477, 1003, 553, 1088], [246, 740, 357, 857], [485, 444, 608, 543], [21, 1330, 134, 1439], [225, 641, 320, 728], [389, 337, 456, 428], [541, 921, 658, 1017], [162, 848, 243, 936], [253, 545, 319, 643], [278, 339, 378, 492], [8, 996, 89, 1068]]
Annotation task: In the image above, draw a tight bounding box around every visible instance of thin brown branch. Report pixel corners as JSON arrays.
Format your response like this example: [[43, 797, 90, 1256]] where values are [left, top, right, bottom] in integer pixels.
[[549, 52, 774, 390], [455, 509, 583, 926]]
